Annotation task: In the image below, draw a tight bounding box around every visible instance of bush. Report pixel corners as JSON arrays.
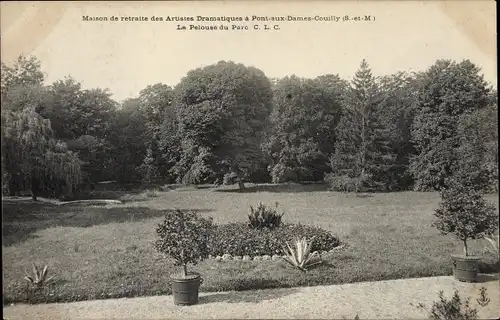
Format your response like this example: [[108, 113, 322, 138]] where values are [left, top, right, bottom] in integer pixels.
[[416, 287, 490, 320], [248, 202, 284, 230], [208, 222, 340, 257], [222, 172, 237, 185], [324, 174, 358, 192], [325, 172, 389, 193]]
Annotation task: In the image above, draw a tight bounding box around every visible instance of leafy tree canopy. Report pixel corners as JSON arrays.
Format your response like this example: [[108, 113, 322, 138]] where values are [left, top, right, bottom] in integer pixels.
[[174, 61, 273, 188]]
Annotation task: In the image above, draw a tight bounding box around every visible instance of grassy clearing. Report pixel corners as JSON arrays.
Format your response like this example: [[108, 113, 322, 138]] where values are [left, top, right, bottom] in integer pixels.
[[2, 184, 499, 304], [120, 189, 160, 202]]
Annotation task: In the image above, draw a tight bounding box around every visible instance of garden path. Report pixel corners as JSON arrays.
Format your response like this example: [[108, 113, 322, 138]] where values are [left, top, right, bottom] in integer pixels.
[[3, 275, 499, 319]]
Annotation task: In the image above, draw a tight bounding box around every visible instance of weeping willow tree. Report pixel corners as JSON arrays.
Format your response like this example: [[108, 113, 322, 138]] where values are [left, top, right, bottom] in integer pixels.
[[2, 106, 82, 200], [2, 55, 82, 199]]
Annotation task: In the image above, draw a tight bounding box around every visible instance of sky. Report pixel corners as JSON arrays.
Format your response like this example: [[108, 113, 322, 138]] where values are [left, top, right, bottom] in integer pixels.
[[1, 1, 497, 103]]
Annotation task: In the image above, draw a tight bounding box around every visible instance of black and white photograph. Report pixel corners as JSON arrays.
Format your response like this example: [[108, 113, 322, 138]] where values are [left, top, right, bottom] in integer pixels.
[[1, 1, 498, 319]]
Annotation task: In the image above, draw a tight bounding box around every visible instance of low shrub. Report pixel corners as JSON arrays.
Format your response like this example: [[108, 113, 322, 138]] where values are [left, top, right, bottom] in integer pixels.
[[325, 173, 387, 192], [416, 287, 491, 320], [208, 222, 340, 257], [324, 174, 358, 192], [248, 202, 284, 230]]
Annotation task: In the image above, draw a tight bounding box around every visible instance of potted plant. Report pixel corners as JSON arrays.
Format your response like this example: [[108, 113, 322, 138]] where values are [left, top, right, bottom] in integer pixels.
[[154, 209, 214, 305], [433, 183, 498, 282]]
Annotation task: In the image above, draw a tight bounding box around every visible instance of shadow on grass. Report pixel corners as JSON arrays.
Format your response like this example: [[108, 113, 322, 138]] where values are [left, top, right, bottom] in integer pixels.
[[71, 190, 141, 200], [199, 279, 298, 304], [214, 183, 328, 193], [193, 185, 214, 190], [2, 200, 213, 247]]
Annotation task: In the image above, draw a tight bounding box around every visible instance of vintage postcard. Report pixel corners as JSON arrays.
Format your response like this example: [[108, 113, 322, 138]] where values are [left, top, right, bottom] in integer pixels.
[[2, 1, 498, 319]]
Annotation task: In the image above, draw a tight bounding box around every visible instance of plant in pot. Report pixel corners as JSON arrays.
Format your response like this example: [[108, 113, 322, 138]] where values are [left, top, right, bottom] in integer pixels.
[[433, 183, 498, 282], [154, 209, 214, 305]]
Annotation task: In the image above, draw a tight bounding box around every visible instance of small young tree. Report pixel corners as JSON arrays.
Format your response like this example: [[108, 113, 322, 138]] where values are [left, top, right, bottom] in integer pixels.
[[433, 182, 498, 256], [154, 209, 214, 277]]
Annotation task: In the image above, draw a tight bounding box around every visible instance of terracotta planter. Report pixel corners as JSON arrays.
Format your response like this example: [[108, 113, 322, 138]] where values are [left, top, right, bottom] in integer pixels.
[[451, 254, 480, 282], [171, 272, 203, 305]]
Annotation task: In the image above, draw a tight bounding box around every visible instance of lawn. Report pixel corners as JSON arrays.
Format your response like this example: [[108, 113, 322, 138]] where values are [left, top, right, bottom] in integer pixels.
[[2, 184, 499, 304]]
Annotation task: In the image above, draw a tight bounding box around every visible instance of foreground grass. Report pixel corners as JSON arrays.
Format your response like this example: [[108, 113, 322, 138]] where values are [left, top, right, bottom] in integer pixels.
[[2, 184, 499, 304]]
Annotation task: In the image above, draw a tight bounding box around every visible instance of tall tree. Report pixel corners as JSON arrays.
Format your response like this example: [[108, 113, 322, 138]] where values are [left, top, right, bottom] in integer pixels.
[[75, 88, 117, 183], [327, 59, 394, 192], [410, 59, 491, 191], [452, 95, 498, 193], [265, 75, 346, 182], [41, 77, 83, 140], [1, 55, 82, 198], [2, 55, 46, 195], [2, 104, 81, 200], [1, 55, 44, 99], [107, 98, 148, 183], [174, 61, 273, 188], [136, 83, 177, 183], [39, 78, 117, 184], [484, 89, 499, 192], [138, 83, 175, 135], [377, 71, 420, 190]]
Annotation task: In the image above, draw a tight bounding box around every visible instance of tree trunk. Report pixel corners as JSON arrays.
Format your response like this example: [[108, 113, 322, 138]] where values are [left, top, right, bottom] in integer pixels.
[[358, 109, 366, 195], [233, 168, 245, 190], [356, 168, 364, 194], [6, 174, 13, 196], [65, 186, 75, 201], [181, 248, 187, 276], [463, 239, 469, 256], [238, 180, 245, 190], [31, 176, 39, 201], [8, 174, 19, 196]]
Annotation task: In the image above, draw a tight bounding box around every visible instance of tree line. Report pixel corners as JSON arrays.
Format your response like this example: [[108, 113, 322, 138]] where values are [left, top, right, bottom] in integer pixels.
[[1, 55, 497, 199]]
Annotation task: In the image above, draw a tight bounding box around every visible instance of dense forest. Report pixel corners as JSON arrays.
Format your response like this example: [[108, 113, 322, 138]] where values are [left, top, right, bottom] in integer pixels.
[[1, 55, 498, 200]]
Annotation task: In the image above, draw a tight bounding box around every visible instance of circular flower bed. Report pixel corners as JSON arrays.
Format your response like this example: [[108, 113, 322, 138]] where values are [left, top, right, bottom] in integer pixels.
[[207, 222, 341, 257]]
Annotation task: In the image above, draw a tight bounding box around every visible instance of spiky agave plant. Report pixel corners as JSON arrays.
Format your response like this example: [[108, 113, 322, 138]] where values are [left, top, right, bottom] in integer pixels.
[[24, 264, 55, 288], [281, 236, 322, 272]]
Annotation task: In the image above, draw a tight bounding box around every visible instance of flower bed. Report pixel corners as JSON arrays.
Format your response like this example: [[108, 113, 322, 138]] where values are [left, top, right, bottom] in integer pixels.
[[207, 222, 341, 257], [207, 243, 348, 262]]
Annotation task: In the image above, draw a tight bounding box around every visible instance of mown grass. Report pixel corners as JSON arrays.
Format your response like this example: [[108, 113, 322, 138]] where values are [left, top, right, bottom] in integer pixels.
[[2, 184, 499, 304]]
